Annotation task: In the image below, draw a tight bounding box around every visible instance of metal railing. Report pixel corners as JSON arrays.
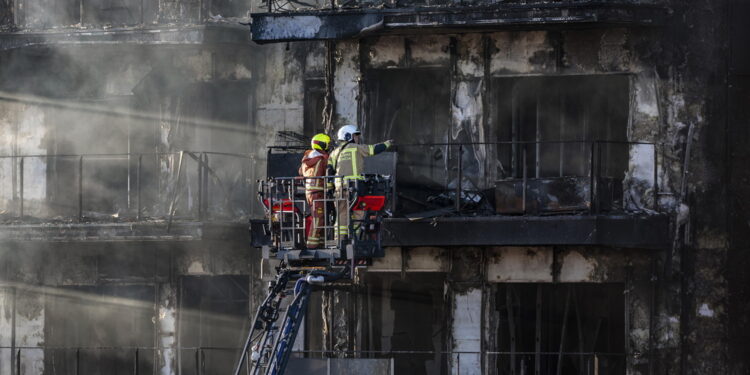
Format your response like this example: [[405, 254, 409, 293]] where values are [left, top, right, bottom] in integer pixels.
[[10, 0, 224, 31], [258, 174, 391, 254], [389, 140, 658, 216], [287, 350, 625, 375], [0, 151, 255, 224], [264, 0, 334, 14], [259, 175, 348, 250], [0, 141, 658, 223], [0, 347, 625, 375]]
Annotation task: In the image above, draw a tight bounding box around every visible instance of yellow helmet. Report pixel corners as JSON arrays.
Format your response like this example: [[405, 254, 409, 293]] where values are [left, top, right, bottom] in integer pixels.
[[311, 133, 331, 152]]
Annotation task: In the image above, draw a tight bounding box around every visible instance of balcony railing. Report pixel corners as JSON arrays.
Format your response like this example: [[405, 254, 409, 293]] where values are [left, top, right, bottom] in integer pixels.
[[0, 140, 659, 225], [0, 347, 625, 375], [0, 151, 255, 224], [359, 140, 657, 217], [7, 0, 244, 30]]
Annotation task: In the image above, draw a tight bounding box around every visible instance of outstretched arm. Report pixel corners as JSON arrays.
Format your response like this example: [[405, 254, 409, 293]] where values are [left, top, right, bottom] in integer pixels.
[[365, 140, 394, 156]]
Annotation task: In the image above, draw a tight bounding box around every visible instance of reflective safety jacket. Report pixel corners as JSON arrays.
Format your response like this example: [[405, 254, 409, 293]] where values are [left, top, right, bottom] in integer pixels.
[[299, 150, 331, 192], [329, 141, 391, 186]]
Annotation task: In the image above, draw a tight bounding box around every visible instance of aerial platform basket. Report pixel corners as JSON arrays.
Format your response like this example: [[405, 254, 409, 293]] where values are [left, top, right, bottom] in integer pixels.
[[255, 174, 392, 267]]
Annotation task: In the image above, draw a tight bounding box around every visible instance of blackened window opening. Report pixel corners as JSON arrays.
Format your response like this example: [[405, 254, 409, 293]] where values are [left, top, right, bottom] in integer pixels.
[[20, 0, 80, 28], [363, 273, 448, 375], [82, 0, 142, 26], [178, 275, 250, 375], [493, 283, 625, 375], [490, 75, 630, 214], [43, 285, 156, 375], [362, 68, 451, 215], [492, 75, 629, 180]]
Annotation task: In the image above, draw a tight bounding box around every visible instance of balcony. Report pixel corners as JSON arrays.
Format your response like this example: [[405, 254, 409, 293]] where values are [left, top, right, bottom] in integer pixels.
[[0, 0, 251, 50], [265, 140, 670, 249], [250, 0, 669, 43], [0, 24, 251, 52], [0, 140, 670, 248], [0, 151, 254, 241]]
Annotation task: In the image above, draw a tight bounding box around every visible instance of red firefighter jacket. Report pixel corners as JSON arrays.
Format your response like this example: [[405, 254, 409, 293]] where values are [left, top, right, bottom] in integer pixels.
[[299, 150, 331, 192]]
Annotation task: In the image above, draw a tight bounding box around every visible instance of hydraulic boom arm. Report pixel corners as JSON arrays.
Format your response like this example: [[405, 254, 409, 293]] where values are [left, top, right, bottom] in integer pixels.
[[233, 268, 345, 375]]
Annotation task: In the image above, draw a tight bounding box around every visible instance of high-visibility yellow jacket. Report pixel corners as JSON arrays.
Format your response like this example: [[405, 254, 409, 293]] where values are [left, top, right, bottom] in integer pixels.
[[329, 141, 391, 186]]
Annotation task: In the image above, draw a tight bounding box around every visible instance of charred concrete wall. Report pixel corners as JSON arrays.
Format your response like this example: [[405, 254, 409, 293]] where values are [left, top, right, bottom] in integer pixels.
[[310, 4, 738, 373], [322, 32, 665, 215], [301, 2, 738, 370], [314, 246, 655, 374]]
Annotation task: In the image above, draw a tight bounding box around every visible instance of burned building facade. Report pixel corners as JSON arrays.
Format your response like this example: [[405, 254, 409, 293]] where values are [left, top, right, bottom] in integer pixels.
[[0, 0, 748, 373]]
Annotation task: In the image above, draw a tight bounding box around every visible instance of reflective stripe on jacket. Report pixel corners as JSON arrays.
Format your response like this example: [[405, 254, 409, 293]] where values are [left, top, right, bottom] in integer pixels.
[[330, 144, 372, 184], [329, 141, 389, 186]]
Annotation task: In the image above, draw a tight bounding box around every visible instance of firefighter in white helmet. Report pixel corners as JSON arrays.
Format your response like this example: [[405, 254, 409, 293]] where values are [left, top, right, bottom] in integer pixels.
[[329, 125, 393, 242]]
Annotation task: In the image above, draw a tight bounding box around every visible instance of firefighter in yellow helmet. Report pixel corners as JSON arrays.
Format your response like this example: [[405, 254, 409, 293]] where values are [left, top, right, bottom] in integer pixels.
[[329, 125, 393, 242], [299, 133, 333, 249]]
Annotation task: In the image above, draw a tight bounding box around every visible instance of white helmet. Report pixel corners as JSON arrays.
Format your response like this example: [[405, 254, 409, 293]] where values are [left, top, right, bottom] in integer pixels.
[[337, 124, 361, 141]]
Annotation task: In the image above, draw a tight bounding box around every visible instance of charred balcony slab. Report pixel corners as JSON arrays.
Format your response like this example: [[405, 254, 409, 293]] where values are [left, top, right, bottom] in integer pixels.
[[381, 214, 669, 249], [250, 2, 668, 43], [0, 23, 251, 51]]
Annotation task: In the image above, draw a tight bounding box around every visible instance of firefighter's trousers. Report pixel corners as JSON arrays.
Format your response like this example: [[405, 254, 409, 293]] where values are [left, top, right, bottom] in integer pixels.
[[306, 191, 326, 248], [335, 187, 363, 240]]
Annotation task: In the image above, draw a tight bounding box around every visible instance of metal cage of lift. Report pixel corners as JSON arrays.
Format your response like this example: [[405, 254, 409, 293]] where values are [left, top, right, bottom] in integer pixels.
[[257, 174, 392, 265]]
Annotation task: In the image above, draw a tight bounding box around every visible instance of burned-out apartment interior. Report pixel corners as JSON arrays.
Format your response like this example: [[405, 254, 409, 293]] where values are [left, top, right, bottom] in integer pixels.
[[0, 0, 748, 372]]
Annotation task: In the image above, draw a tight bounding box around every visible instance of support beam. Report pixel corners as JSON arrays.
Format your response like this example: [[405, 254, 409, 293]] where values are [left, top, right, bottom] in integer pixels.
[[535, 285, 542, 375], [157, 283, 177, 375], [452, 288, 482, 375], [507, 286, 517, 375], [0, 288, 14, 375], [382, 214, 670, 249], [556, 288, 571, 375]]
